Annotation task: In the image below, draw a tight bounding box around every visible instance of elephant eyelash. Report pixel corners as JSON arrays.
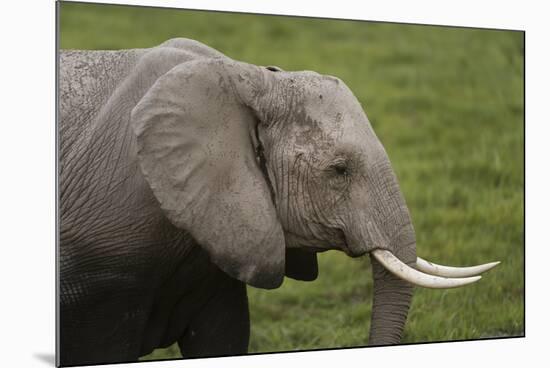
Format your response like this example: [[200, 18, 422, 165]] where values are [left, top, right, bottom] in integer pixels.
[[323, 160, 354, 191], [327, 158, 353, 178], [331, 162, 349, 177]]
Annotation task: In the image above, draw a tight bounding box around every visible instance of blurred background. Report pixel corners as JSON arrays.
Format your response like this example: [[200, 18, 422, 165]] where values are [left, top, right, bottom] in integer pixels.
[[59, 1, 524, 360]]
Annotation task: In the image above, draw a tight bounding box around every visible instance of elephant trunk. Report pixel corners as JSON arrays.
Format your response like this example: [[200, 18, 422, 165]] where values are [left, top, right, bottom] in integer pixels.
[[368, 254, 414, 345], [341, 155, 418, 345], [366, 217, 417, 345]]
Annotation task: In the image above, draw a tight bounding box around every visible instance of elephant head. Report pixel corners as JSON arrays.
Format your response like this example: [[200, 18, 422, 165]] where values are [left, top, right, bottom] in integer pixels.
[[130, 57, 499, 345]]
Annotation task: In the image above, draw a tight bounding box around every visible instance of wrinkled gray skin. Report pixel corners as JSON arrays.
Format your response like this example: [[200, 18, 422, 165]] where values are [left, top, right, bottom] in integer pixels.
[[59, 38, 416, 366]]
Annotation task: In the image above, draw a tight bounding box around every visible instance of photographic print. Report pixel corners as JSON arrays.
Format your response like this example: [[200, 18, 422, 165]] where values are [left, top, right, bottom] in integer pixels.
[[57, 1, 524, 366]]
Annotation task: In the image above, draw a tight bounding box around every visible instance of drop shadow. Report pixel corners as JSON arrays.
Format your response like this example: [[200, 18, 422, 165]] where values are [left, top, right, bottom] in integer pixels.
[[34, 353, 56, 366]]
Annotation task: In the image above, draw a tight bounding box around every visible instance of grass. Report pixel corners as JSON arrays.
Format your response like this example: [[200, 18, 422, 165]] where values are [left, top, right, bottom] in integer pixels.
[[59, 1, 524, 360]]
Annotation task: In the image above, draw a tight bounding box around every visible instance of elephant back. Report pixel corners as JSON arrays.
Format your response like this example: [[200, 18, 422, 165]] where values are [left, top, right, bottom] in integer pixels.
[[58, 49, 144, 159]]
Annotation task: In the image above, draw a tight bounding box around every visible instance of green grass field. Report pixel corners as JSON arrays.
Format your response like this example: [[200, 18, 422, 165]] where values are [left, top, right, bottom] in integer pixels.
[[59, 2, 524, 360]]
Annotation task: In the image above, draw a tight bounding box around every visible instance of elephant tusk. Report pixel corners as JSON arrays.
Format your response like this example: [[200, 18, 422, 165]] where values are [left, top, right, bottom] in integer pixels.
[[415, 257, 500, 278], [371, 249, 482, 289]]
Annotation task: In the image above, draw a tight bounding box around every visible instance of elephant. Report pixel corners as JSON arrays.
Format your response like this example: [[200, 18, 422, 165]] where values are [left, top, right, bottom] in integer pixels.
[[58, 38, 499, 366]]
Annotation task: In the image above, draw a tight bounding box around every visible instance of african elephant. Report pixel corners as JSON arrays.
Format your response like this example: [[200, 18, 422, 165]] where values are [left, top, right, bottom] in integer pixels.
[[58, 38, 498, 366]]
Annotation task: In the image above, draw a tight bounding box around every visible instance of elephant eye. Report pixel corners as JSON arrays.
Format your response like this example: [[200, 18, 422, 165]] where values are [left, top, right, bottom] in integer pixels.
[[324, 158, 353, 191], [330, 161, 350, 177]]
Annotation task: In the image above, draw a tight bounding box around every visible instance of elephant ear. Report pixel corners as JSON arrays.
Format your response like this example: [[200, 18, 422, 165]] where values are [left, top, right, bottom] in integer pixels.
[[131, 59, 285, 289]]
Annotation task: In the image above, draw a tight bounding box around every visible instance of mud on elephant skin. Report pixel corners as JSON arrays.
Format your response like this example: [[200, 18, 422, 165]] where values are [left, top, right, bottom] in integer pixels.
[[58, 38, 499, 366]]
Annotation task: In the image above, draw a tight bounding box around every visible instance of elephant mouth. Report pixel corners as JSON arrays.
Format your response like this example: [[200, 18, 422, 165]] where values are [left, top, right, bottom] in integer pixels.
[[284, 230, 329, 251], [284, 228, 361, 257], [342, 245, 366, 258]]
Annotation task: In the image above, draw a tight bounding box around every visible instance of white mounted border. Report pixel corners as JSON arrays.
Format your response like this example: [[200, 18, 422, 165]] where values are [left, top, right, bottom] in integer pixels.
[[1, 1, 546, 368]]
